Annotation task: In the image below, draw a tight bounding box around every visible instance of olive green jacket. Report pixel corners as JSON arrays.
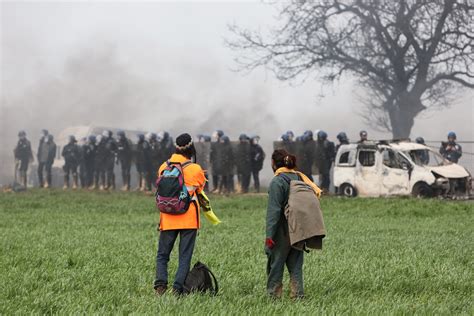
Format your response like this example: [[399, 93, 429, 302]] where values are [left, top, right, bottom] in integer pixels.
[[266, 172, 299, 239]]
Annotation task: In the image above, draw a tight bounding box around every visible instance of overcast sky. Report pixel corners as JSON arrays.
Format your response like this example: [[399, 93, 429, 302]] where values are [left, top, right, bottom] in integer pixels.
[[1, 1, 472, 181]]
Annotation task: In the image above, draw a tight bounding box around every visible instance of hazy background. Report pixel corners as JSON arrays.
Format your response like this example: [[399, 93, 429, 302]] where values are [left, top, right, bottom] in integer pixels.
[[1, 1, 472, 185]]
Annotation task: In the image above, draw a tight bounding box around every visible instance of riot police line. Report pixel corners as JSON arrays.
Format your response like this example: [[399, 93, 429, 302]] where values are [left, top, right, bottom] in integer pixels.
[[12, 129, 266, 193], [13, 128, 463, 193]]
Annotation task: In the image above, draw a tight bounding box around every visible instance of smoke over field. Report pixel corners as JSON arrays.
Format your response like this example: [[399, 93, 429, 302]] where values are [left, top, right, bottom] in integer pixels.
[[1, 2, 472, 185]]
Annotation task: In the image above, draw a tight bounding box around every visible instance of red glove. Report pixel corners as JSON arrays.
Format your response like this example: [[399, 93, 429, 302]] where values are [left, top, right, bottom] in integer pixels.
[[265, 238, 275, 249]]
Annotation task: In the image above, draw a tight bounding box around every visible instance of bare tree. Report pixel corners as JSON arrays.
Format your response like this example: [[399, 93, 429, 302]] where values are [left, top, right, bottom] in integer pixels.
[[227, 0, 474, 138]]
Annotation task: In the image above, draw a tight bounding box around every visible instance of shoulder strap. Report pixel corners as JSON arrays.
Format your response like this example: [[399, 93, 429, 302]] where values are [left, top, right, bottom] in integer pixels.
[[181, 161, 192, 169], [202, 265, 219, 295], [167, 160, 192, 169]]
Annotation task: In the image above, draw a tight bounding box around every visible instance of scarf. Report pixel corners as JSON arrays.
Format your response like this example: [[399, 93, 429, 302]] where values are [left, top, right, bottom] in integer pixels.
[[274, 167, 322, 198]]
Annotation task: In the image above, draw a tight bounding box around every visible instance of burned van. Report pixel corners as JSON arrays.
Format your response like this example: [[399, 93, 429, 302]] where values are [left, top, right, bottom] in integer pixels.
[[334, 141, 471, 198]]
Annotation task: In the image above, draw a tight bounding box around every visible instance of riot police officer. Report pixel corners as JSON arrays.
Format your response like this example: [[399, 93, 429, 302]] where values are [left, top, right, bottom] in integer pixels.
[[415, 137, 430, 165], [299, 130, 315, 181], [83, 135, 97, 189], [37, 131, 56, 188], [62, 135, 81, 189], [14, 130, 33, 188], [148, 132, 160, 190], [281, 131, 297, 156], [196, 134, 212, 191], [78, 137, 87, 188], [316, 130, 335, 192], [210, 130, 225, 192], [286, 130, 295, 142], [335, 132, 350, 154], [135, 133, 151, 191], [218, 136, 235, 194], [358, 130, 368, 143], [96, 130, 117, 190], [236, 134, 252, 193], [158, 131, 174, 166], [116, 130, 133, 191], [440, 132, 462, 163], [250, 135, 265, 193]]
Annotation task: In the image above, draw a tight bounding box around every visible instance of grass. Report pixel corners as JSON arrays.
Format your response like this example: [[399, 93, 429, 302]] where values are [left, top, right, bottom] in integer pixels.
[[0, 190, 473, 315]]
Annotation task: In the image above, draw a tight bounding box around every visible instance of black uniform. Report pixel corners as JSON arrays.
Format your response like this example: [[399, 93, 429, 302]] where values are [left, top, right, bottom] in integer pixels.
[[96, 136, 117, 190], [299, 139, 315, 182], [135, 138, 151, 190], [250, 142, 265, 193], [440, 142, 462, 163], [62, 141, 81, 188], [315, 139, 335, 191], [219, 140, 235, 194], [210, 141, 224, 192], [149, 138, 161, 189], [235, 141, 252, 193], [14, 138, 33, 187], [116, 137, 133, 190], [83, 141, 97, 188], [37, 136, 56, 188], [78, 142, 87, 188]]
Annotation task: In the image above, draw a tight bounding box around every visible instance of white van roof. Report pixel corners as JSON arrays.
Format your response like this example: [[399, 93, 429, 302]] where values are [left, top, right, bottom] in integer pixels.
[[338, 141, 429, 152]]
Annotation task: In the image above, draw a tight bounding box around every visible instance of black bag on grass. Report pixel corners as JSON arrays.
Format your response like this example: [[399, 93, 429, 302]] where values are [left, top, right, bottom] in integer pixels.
[[184, 261, 218, 295]]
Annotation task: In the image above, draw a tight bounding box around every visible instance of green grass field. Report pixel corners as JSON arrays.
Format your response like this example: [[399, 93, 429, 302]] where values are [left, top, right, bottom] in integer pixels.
[[0, 190, 472, 314]]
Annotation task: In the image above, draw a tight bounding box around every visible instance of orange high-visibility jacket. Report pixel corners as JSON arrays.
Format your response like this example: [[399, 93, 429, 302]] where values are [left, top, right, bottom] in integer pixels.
[[158, 154, 206, 231]]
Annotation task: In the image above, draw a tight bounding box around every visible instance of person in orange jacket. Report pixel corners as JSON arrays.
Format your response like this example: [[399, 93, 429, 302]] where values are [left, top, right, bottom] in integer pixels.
[[154, 133, 207, 296]]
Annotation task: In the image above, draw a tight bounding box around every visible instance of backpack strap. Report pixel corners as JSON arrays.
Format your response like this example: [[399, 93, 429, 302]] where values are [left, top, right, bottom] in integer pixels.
[[202, 264, 219, 295], [181, 161, 192, 169]]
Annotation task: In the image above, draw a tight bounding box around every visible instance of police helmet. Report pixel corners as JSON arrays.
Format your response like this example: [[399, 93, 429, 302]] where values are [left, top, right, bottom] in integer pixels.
[[239, 133, 249, 141], [88, 135, 96, 143], [415, 137, 425, 144], [337, 132, 348, 141], [222, 135, 230, 143], [18, 130, 26, 137], [68, 135, 77, 143], [317, 130, 328, 140], [447, 131, 456, 139], [281, 134, 290, 141]]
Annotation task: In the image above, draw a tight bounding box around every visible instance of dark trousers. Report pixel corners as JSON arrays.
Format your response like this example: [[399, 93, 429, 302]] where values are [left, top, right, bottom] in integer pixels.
[[154, 229, 197, 292], [120, 159, 131, 188], [319, 172, 330, 191], [212, 174, 220, 191], [105, 158, 115, 189], [240, 172, 251, 193], [252, 170, 260, 192], [37, 162, 52, 187], [266, 225, 304, 298]]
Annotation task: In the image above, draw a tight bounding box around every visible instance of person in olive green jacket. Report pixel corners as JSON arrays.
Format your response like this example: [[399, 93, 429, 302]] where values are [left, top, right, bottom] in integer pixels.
[[265, 149, 304, 299]]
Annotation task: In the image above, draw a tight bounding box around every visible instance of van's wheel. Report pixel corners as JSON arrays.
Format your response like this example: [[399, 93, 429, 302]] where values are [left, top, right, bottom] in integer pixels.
[[339, 183, 357, 197], [412, 182, 433, 198]]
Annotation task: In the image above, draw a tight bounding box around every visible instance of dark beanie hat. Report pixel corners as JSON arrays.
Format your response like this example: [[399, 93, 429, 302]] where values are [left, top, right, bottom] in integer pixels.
[[175, 133, 193, 150]]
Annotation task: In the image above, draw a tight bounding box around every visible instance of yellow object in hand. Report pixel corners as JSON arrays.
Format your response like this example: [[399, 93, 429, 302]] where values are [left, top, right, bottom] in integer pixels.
[[197, 191, 221, 225]]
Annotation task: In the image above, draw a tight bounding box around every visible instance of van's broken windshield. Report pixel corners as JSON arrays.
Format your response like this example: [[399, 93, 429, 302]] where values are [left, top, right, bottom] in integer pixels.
[[407, 149, 448, 167]]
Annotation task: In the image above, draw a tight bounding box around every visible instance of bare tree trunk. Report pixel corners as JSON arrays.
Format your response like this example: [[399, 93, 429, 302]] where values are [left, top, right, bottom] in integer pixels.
[[390, 112, 414, 139], [388, 98, 420, 139]]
